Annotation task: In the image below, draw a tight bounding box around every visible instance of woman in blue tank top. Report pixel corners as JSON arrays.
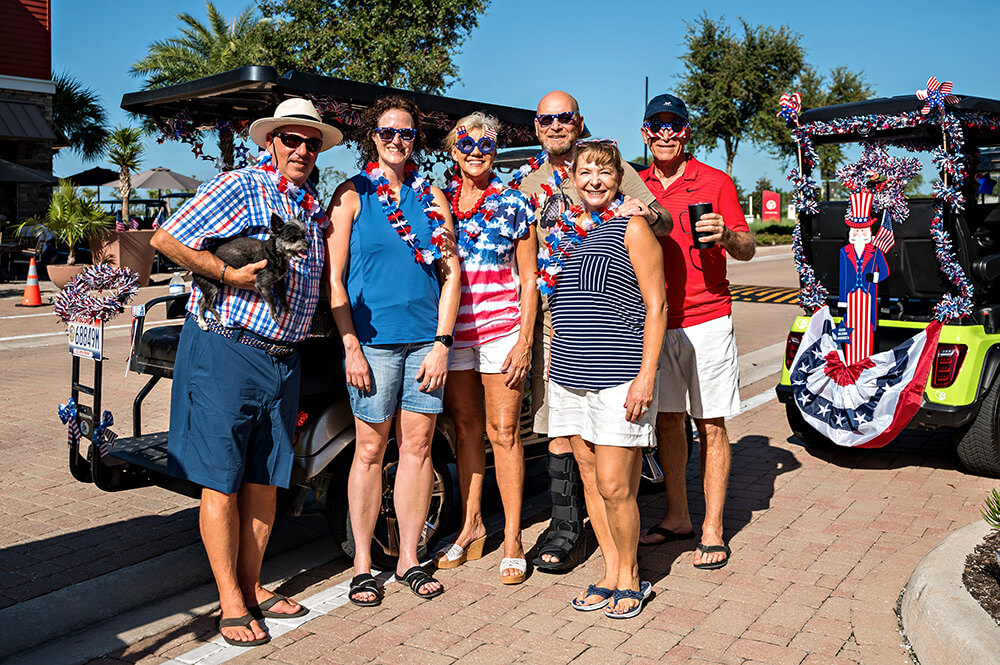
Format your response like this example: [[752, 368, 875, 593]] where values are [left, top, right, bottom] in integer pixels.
[[325, 96, 461, 605], [544, 142, 667, 619]]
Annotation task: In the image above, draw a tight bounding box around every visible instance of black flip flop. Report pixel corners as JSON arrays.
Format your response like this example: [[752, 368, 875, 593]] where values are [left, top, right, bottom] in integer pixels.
[[349, 573, 383, 607], [252, 593, 309, 619], [693, 543, 731, 570], [638, 525, 696, 547], [397, 566, 444, 599], [218, 614, 270, 647]]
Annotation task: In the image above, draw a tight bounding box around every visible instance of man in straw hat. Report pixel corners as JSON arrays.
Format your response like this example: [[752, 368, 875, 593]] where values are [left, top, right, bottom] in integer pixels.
[[151, 98, 342, 647]]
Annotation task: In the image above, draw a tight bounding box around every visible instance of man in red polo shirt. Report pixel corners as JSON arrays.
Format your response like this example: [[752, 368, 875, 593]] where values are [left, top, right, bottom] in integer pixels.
[[636, 94, 755, 570]]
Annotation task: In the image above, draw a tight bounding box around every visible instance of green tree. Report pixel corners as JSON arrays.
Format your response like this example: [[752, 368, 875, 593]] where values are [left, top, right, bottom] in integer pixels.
[[766, 65, 875, 200], [52, 72, 109, 161], [257, 0, 490, 93], [131, 2, 271, 168], [678, 13, 804, 175], [18, 181, 111, 265], [105, 127, 146, 230]]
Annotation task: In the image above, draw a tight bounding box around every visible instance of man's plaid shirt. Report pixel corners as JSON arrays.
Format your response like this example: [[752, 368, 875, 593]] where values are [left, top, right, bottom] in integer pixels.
[[160, 164, 328, 343]]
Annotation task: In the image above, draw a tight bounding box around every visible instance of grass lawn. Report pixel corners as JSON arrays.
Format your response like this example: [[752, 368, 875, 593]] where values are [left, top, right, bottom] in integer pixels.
[[750, 217, 796, 245]]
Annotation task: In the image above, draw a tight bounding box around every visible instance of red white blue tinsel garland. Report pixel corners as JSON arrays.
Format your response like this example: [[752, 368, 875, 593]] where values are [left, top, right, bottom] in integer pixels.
[[836, 143, 922, 223], [363, 161, 448, 264], [786, 107, 996, 321], [54, 264, 139, 323]]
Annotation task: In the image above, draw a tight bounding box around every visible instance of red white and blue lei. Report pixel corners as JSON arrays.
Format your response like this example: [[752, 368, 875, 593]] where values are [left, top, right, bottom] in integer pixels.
[[537, 195, 622, 295], [506, 149, 569, 211], [257, 154, 328, 225], [364, 161, 448, 264], [444, 173, 508, 259]]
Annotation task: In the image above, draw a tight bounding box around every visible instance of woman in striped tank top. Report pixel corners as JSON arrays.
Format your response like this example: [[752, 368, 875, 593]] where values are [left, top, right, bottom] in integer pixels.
[[546, 142, 667, 619], [433, 113, 538, 585]]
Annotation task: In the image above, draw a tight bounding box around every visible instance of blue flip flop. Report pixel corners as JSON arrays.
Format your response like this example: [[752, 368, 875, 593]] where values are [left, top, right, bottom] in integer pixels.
[[571, 584, 614, 611], [604, 581, 652, 619]]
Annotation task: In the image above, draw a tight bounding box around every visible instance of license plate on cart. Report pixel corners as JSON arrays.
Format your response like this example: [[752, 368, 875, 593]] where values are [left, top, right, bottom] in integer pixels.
[[68, 318, 103, 360]]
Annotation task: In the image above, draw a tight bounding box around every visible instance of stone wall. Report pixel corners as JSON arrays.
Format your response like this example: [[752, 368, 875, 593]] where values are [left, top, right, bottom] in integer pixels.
[[0, 86, 54, 222]]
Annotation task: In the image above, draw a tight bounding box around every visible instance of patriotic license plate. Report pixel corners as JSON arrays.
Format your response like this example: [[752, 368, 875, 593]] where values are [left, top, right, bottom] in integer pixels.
[[68, 319, 104, 360]]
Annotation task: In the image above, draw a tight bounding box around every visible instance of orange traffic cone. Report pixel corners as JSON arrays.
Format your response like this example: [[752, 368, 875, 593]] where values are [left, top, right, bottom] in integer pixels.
[[19, 257, 43, 307]]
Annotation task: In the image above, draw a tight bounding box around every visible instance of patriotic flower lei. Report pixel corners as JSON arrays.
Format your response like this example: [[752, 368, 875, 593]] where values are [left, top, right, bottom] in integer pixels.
[[444, 173, 505, 257], [537, 195, 622, 295], [505, 150, 569, 210], [258, 154, 328, 225], [363, 161, 448, 264]]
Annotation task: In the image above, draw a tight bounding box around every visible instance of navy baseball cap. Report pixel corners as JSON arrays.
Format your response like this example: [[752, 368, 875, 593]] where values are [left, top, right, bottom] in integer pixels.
[[643, 94, 689, 123]]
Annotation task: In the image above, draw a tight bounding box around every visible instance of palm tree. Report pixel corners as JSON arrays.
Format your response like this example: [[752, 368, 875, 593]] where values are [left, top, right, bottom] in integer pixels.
[[130, 2, 270, 169], [105, 127, 145, 229], [18, 180, 111, 265], [52, 71, 109, 161]]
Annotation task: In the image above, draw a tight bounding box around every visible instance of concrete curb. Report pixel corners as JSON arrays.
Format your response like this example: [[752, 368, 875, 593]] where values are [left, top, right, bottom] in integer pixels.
[[900, 520, 1000, 665]]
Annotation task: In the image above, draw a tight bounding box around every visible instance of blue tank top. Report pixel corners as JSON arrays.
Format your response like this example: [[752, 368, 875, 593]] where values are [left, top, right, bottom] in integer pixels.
[[549, 217, 646, 390], [346, 173, 440, 345]]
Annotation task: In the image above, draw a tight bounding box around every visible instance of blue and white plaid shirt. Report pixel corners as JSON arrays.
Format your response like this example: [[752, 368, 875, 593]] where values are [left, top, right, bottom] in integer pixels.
[[161, 164, 328, 343]]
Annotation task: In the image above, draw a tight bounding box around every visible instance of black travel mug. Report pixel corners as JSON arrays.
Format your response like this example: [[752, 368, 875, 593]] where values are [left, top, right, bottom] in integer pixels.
[[688, 202, 715, 249]]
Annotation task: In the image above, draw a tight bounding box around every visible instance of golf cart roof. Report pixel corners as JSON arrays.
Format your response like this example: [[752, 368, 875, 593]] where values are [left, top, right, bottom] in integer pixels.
[[800, 94, 1000, 146], [121, 66, 540, 148]]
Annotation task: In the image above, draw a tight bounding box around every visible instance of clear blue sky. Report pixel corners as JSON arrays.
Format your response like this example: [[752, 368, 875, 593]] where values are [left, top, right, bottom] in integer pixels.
[[51, 0, 999, 199]]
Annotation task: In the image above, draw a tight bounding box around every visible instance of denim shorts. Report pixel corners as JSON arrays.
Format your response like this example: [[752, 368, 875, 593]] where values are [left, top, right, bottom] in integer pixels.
[[167, 317, 300, 494], [347, 342, 445, 423]]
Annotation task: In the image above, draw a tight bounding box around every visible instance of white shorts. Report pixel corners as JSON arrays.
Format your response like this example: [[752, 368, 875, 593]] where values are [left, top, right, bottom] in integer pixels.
[[449, 328, 521, 373], [548, 378, 658, 448], [657, 315, 740, 419]]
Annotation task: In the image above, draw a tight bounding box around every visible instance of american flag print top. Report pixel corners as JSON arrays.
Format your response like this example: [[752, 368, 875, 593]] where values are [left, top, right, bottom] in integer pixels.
[[453, 189, 533, 349]]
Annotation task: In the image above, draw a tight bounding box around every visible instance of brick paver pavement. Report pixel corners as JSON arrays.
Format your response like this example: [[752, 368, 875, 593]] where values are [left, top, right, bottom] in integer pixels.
[[84, 390, 995, 665]]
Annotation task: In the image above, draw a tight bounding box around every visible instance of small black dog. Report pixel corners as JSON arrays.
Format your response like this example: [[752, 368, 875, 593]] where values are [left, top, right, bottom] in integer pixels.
[[194, 212, 310, 330]]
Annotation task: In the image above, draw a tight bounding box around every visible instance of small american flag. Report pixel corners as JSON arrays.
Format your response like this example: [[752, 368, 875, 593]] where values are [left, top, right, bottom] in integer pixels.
[[872, 210, 895, 254]]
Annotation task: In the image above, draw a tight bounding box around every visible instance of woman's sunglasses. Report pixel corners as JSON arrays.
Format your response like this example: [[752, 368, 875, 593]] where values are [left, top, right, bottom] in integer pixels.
[[374, 127, 418, 142], [275, 132, 323, 153], [535, 111, 577, 127], [456, 135, 496, 155]]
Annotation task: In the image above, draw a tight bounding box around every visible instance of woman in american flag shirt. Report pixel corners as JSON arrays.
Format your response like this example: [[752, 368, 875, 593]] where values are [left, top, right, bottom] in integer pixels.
[[433, 113, 538, 584]]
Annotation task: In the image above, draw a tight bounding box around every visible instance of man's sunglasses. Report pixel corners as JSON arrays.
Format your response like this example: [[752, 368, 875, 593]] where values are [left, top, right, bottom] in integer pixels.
[[276, 132, 323, 153], [535, 111, 578, 127], [456, 135, 497, 155], [374, 127, 418, 142], [642, 119, 689, 135]]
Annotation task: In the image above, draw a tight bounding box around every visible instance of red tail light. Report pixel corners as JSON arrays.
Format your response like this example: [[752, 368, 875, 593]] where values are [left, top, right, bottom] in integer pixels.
[[785, 331, 804, 369], [932, 344, 967, 388]]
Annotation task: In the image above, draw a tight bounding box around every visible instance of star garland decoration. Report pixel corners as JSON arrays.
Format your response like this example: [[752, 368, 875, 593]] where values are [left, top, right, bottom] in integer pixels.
[[363, 161, 448, 264], [537, 195, 622, 295]]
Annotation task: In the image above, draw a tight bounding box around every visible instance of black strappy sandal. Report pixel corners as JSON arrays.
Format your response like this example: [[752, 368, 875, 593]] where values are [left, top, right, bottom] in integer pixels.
[[532, 452, 586, 573], [397, 566, 444, 599], [348, 573, 383, 607]]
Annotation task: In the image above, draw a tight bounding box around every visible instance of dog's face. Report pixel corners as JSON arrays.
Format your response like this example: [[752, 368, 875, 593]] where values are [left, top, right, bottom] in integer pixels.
[[270, 213, 310, 259]]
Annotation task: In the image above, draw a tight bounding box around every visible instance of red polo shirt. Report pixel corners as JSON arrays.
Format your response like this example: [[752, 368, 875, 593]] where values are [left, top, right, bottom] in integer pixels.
[[640, 156, 748, 329]]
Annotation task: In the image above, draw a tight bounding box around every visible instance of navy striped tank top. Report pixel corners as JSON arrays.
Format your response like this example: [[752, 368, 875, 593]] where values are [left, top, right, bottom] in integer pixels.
[[549, 217, 646, 390]]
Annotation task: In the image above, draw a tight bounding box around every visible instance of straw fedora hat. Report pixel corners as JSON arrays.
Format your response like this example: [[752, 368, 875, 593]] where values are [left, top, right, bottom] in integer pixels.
[[248, 98, 343, 152]]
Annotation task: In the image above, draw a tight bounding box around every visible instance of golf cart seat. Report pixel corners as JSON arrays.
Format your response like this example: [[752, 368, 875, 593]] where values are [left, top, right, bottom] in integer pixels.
[[129, 294, 188, 379]]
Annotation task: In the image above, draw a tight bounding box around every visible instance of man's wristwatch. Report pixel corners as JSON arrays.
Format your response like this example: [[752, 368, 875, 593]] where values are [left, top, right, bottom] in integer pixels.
[[434, 334, 454, 348]]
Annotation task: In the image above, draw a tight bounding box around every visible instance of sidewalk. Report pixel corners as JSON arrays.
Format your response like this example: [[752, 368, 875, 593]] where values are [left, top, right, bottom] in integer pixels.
[[83, 389, 993, 665]]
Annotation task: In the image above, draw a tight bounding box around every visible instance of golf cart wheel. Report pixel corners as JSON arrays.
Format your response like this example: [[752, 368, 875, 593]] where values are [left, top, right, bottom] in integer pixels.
[[956, 379, 1000, 477], [326, 442, 454, 571], [785, 403, 836, 450]]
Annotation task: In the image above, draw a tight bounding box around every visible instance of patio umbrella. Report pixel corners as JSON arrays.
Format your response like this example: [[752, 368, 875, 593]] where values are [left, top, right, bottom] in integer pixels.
[[0, 158, 59, 184], [103, 167, 203, 191], [64, 166, 118, 186]]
